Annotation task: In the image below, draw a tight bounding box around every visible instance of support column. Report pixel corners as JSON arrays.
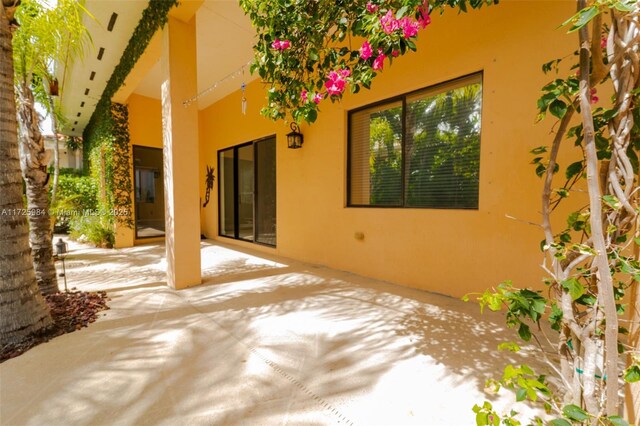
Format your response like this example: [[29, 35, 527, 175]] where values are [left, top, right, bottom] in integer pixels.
[[160, 16, 201, 289]]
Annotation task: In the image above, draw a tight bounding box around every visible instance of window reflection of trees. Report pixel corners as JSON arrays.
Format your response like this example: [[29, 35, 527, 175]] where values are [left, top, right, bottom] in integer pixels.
[[369, 106, 403, 205], [406, 83, 481, 208], [367, 80, 482, 209]]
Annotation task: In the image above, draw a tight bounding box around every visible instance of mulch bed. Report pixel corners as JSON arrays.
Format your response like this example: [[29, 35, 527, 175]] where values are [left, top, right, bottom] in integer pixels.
[[0, 290, 110, 363]]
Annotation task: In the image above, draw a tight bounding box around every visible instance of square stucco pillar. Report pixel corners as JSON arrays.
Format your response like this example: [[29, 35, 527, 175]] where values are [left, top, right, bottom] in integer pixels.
[[160, 16, 201, 289]]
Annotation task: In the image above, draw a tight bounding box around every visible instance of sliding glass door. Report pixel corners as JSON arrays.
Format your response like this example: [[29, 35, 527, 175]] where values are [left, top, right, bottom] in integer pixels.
[[218, 136, 276, 246], [255, 138, 276, 245], [237, 144, 254, 241], [219, 149, 235, 238]]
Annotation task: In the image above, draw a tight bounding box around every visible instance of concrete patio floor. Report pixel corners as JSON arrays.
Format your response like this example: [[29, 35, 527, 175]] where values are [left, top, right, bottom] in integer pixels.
[[1, 239, 548, 425]]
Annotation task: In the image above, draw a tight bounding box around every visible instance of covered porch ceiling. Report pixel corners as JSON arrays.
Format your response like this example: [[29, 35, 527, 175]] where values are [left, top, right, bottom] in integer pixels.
[[59, 0, 257, 138]]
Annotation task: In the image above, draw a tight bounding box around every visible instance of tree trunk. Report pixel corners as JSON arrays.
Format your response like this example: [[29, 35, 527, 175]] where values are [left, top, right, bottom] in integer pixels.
[[626, 277, 639, 422], [49, 95, 59, 206], [577, 1, 620, 414], [16, 80, 58, 296], [0, 2, 53, 345]]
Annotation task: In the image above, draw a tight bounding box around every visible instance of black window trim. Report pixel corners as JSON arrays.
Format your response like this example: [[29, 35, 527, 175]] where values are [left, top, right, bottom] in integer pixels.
[[346, 71, 484, 210], [217, 135, 277, 248]]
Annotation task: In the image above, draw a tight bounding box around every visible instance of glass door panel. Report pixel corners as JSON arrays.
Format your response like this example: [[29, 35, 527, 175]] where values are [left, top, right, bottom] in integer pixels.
[[237, 144, 254, 241], [255, 137, 276, 246], [218, 149, 235, 238]]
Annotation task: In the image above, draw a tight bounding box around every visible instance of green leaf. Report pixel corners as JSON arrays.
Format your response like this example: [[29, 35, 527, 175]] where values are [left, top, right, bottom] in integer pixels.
[[305, 108, 318, 124], [518, 323, 531, 341], [498, 342, 521, 352], [565, 161, 583, 179], [624, 365, 640, 383], [564, 6, 599, 32], [613, 1, 636, 12], [530, 146, 547, 155], [395, 5, 409, 18], [562, 404, 589, 422], [516, 387, 526, 401], [549, 99, 568, 119], [608, 416, 630, 426], [550, 420, 571, 426], [549, 304, 563, 331], [561, 278, 585, 300], [603, 194, 621, 210]]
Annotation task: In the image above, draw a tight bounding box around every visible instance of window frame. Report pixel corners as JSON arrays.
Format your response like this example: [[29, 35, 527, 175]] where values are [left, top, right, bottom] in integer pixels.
[[346, 71, 483, 210], [217, 135, 277, 247]]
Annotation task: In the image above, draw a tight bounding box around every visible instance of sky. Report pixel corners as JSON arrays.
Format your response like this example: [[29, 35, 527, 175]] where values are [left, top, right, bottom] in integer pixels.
[[35, 102, 54, 136]]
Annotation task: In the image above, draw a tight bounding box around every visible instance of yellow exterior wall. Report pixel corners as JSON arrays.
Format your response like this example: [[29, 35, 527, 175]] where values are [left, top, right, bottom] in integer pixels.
[[114, 93, 163, 248], [197, 1, 579, 298], [128, 93, 163, 150]]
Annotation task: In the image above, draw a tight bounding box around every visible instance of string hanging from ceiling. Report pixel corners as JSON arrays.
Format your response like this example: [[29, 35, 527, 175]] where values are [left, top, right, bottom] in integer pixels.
[[182, 59, 254, 108]]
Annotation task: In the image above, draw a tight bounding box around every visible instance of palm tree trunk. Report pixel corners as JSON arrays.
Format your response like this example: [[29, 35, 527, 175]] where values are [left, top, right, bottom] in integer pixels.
[[0, 2, 53, 345], [48, 94, 60, 206], [16, 83, 59, 295]]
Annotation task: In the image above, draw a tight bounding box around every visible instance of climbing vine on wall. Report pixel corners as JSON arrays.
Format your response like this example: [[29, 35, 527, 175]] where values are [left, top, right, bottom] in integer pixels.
[[82, 0, 178, 233], [84, 103, 132, 230]]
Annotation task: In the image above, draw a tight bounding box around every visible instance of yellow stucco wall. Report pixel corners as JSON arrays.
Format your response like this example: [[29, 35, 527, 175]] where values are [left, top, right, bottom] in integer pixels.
[[115, 93, 164, 248], [196, 1, 578, 297]]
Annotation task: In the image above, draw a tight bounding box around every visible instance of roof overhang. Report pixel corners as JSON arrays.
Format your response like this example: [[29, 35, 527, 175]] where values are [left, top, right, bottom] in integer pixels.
[[58, 0, 258, 137], [56, 0, 150, 137]]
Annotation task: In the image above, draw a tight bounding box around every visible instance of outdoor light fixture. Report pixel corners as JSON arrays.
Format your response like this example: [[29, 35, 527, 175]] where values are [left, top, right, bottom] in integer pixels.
[[286, 123, 304, 149], [55, 238, 69, 292]]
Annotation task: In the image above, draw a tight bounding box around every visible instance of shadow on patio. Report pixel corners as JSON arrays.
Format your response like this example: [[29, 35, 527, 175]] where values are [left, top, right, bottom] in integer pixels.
[[0, 239, 549, 425]]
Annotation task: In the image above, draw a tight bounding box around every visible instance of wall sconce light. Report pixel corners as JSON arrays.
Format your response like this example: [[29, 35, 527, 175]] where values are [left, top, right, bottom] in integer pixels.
[[286, 123, 304, 149]]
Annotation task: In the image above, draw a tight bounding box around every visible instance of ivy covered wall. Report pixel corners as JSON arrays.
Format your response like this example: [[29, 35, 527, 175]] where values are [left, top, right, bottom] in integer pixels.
[[82, 0, 179, 237]]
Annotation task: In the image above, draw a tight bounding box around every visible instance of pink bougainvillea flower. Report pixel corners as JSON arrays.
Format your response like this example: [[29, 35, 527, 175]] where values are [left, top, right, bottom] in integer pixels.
[[326, 81, 345, 96], [372, 52, 386, 71], [339, 68, 351, 78], [366, 2, 379, 13], [271, 39, 291, 50], [380, 10, 398, 34], [313, 93, 323, 104], [600, 36, 607, 49], [359, 41, 373, 60], [327, 70, 340, 81], [590, 88, 599, 104], [391, 50, 400, 57], [417, 1, 431, 28], [325, 70, 347, 95], [418, 14, 431, 29], [398, 16, 419, 38], [301, 90, 308, 103]]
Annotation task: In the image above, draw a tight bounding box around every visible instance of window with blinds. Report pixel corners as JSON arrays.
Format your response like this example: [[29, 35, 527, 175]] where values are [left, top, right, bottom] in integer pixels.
[[348, 73, 482, 209]]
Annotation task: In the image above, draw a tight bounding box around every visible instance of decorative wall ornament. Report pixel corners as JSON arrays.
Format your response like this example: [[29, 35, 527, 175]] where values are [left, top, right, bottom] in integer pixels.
[[202, 165, 215, 208]]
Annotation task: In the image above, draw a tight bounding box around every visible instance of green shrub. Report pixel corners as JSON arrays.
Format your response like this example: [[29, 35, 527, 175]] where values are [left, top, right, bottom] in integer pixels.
[[51, 174, 99, 234], [69, 215, 114, 248]]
